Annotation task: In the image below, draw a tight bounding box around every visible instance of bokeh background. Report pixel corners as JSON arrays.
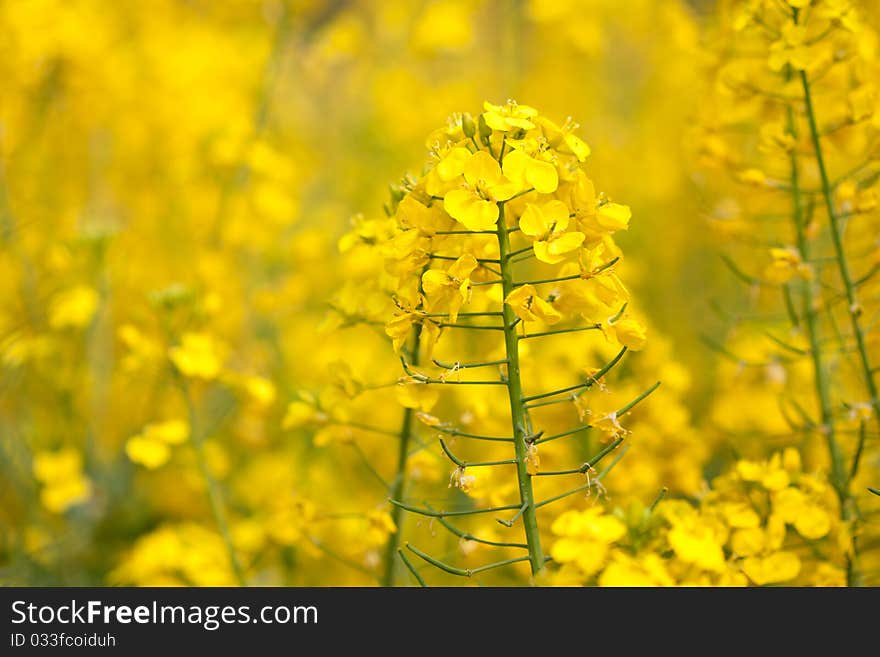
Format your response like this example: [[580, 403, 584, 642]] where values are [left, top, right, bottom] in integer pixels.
[[1, 0, 878, 585]]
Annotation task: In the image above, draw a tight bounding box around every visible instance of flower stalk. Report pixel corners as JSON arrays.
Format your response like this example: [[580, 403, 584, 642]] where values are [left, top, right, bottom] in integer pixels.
[[496, 203, 545, 575]]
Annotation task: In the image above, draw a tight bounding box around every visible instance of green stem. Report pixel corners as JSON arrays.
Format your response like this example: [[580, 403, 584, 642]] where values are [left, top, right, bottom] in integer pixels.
[[389, 499, 521, 518], [786, 101, 836, 446], [521, 347, 626, 403], [801, 72, 880, 439], [178, 377, 246, 586], [799, 67, 873, 586], [496, 203, 545, 576], [406, 544, 530, 578], [397, 548, 427, 587], [382, 322, 422, 587]]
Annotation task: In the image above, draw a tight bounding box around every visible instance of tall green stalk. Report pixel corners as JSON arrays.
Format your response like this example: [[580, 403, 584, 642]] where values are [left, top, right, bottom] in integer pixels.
[[179, 377, 247, 586], [785, 100, 859, 584], [800, 73, 880, 439], [496, 203, 545, 575], [381, 324, 422, 586], [785, 117, 834, 464], [798, 66, 876, 586]]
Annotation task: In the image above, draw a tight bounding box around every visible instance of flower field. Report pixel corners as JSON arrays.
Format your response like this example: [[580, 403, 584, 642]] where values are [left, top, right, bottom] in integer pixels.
[[1, 0, 879, 586]]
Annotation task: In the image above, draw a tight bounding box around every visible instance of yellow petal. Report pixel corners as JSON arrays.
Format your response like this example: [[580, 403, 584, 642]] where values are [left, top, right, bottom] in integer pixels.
[[527, 158, 559, 194], [564, 133, 591, 161], [611, 317, 646, 351], [126, 436, 171, 470], [464, 151, 503, 186], [40, 476, 91, 513], [519, 203, 549, 237], [542, 200, 570, 230], [550, 537, 582, 563], [533, 241, 563, 264], [396, 381, 440, 412], [793, 505, 831, 540], [33, 449, 83, 483], [596, 203, 631, 231], [443, 190, 498, 231], [436, 147, 471, 181], [449, 253, 478, 279], [49, 285, 99, 330], [532, 295, 563, 324], [501, 149, 529, 186], [548, 231, 585, 256], [731, 528, 765, 556], [421, 269, 450, 296]]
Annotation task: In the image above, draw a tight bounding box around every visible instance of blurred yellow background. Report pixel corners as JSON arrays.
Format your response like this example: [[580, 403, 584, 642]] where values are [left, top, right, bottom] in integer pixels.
[[1, 0, 878, 586]]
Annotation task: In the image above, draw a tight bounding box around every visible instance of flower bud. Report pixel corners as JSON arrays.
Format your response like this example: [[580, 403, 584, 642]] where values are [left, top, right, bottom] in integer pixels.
[[477, 113, 492, 145], [461, 112, 476, 138]]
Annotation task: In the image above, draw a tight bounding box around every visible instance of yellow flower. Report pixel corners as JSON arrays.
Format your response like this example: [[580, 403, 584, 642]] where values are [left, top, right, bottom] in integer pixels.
[[501, 148, 559, 194], [519, 200, 585, 263], [736, 454, 790, 490], [763, 247, 811, 284], [607, 316, 647, 351], [504, 284, 563, 324], [125, 419, 190, 469], [126, 435, 171, 470], [395, 379, 439, 411], [421, 254, 479, 322], [396, 193, 454, 235], [664, 504, 727, 572], [598, 551, 674, 587], [168, 332, 226, 380], [239, 375, 277, 407], [33, 448, 85, 483], [32, 448, 92, 513], [773, 487, 831, 539], [48, 285, 99, 330], [736, 168, 767, 186], [443, 151, 520, 231], [793, 505, 831, 540], [536, 115, 591, 161], [550, 508, 626, 577], [721, 502, 761, 529], [595, 203, 631, 231], [144, 419, 189, 445], [482, 99, 539, 131], [434, 146, 471, 181], [40, 477, 92, 515], [118, 324, 162, 371], [392, 313, 442, 357]]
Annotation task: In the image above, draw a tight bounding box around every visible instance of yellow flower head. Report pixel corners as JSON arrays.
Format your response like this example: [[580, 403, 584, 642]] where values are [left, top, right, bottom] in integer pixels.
[[520, 200, 585, 264], [482, 99, 539, 132], [443, 151, 522, 231], [169, 332, 226, 380], [505, 284, 563, 324], [49, 285, 99, 330]]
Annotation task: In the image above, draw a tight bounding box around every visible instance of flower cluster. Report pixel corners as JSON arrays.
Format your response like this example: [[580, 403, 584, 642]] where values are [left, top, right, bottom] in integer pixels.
[[549, 449, 851, 586], [696, 0, 880, 583], [352, 100, 661, 582]]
